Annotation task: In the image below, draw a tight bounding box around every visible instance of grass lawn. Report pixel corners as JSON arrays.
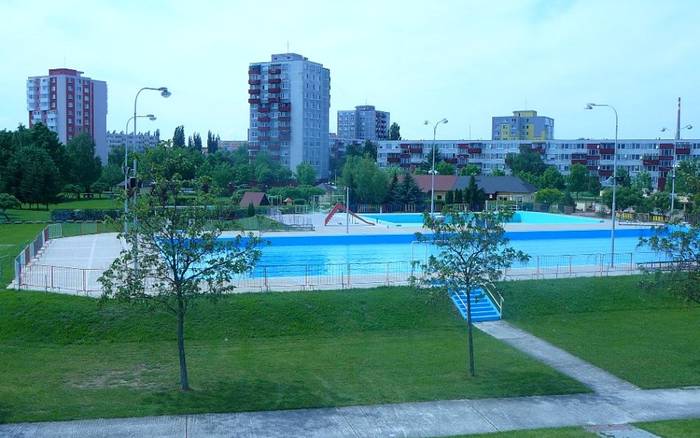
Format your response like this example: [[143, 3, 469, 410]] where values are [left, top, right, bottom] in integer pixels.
[[0, 287, 587, 423], [4, 198, 120, 222], [637, 418, 700, 437], [0, 224, 45, 284], [500, 275, 700, 389]]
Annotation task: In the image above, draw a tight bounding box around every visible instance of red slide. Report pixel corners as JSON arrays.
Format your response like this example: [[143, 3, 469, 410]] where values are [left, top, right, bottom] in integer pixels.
[[324, 203, 375, 226]]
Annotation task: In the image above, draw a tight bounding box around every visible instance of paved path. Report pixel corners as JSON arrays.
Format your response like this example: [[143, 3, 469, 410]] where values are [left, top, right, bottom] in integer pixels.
[[2, 388, 700, 437], [586, 423, 661, 437], [475, 320, 640, 394]]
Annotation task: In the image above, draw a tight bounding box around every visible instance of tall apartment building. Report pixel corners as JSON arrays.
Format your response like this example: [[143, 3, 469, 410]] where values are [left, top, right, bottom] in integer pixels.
[[106, 130, 160, 154], [337, 105, 390, 141], [248, 53, 331, 179], [377, 138, 700, 190], [27, 68, 108, 163], [492, 110, 553, 141]]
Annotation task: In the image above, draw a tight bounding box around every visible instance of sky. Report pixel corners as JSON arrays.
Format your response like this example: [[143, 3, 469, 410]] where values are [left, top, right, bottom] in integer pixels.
[[1, 0, 699, 142]]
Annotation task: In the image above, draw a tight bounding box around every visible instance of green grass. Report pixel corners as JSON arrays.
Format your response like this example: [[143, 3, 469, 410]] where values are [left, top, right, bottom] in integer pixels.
[[443, 427, 595, 437], [4, 198, 119, 222], [501, 275, 700, 388], [0, 287, 587, 423], [637, 418, 700, 437], [0, 224, 45, 284]]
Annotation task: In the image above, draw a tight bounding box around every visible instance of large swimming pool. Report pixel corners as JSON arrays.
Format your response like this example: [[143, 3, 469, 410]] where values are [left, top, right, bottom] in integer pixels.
[[361, 211, 604, 227], [226, 227, 662, 279]]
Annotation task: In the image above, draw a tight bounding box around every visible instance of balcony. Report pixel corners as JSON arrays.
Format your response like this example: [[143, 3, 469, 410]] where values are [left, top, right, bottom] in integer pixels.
[[586, 154, 600, 160], [598, 148, 615, 155], [258, 116, 270, 122], [676, 147, 691, 155], [258, 107, 270, 113], [571, 158, 587, 165], [458, 143, 470, 150], [642, 157, 660, 166], [268, 87, 281, 94], [387, 156, 401, 163], [267, 97, 279, 103], [248, 89, 261, 95], [269, 68, 281, 74], [259, 126, 271, 132], [278, 116, 291, 122], [468, 147, 482, 154], [659, 143, 674, 150], [587, 143, 599, 150], [598, 169, 613, 177], [268, 78, 281, 84], [248, 79, 261, 85], [248, 98, 260, 104], [279, 103, 291, 112], [409, 146, 422, 153], [259, 136, 271, 141]]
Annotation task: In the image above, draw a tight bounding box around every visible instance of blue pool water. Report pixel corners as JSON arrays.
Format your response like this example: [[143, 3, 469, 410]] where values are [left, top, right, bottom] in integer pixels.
[[361, 211, 603, 227], [225, 227, 663, 278]]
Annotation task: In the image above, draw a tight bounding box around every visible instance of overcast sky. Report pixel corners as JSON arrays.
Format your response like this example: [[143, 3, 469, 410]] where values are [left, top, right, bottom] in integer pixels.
[[2, 0, 699, 142]]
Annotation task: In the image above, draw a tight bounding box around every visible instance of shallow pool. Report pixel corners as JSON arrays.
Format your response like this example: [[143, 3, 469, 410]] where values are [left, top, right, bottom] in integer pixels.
[[361, 211, 603, 227]]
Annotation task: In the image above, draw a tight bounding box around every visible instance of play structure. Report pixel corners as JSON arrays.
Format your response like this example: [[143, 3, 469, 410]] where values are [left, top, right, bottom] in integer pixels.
[[324, 203, 375, 226]]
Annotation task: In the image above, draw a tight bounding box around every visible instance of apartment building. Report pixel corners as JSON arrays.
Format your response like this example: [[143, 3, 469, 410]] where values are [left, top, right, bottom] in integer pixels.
[[337, 105, 390, 140], [492, 110, 554, 140], [106, 130, 160, 154]]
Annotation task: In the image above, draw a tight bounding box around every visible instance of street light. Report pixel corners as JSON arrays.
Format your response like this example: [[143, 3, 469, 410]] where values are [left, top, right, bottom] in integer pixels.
[[123, 114, 157, 232], [585, 102, 618, 267], [660, 124, 692, 215], [424, 118, 448, 215]]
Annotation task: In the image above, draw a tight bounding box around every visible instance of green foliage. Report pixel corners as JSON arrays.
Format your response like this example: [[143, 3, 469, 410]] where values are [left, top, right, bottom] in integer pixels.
[[562, 190, 576, 208], [362, 140, 377, 160], [505, 145, 547, 177], [172, 125, 186, 147], [388, 122, 401, 140], [66, 134, 102, 192], [601, 186, 643, 210], [341, 155, 388, 204], [445, 190, 454, 205], [398, 172, 424, 206], [540, 166, 565, 190], [415, 208, 529, 376], [97, 164, 124, 189], [616, 168, 632, 187], [535, 188, 564, 206], [436, 160, 455, 175], [107, 144, 125, 167], [6, 145, 61, 207], [459, 164, 481, 176], [62, 184, 82, 199], [454, 188, 464, 204], [206, 130, 220, 154], [632, 170, 653, 193], [295, 162, 316, 186], [491, 168, 507, 176], [0, 193, 20, 219], [99, 181, 262, 390], [587, 174, 602, 194], [247, 202, 255, 217], [639, 225, 700, 303], [567, 164, 589, 194], [464, 175, 486, 211], [267, 185, 324, 203]]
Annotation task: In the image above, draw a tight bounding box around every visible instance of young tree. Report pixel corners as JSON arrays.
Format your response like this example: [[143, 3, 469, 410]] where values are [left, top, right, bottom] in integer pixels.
[[247, 202, 256, 217], [535, 188, 564, 208], [436, 160, 456, 176], [66, 133, 102, 192], [206, 131, 219, 154], [398, 172, 424, 206], [7, 146, 60, 208], [414, 208, 528, 376], [445, 190, 454, 205], [98, 164, 125, 189], [460, 164, 481, 176], [491, 168, 507, 176], [464, 175, 486, 211], [99, 181, 262, 391], [540, 167, 565, 190], [362, 140, 377, 160], [389, 122, 401, 141], [616, 168, 632, 188], [567, 164, 589, 198], [505, 145, 547, 177], [639, 225, 700, 303], [295, 162, 316, 186], [0, 193, 20, 220], [633, 170, 653, 193]]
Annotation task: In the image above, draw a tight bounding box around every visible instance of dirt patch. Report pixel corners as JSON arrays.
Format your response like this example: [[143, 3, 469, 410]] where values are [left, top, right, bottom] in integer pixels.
[[67, 363, 167, 390]]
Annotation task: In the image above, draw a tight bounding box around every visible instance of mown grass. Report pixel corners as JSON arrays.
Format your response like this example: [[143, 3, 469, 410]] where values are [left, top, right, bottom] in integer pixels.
[[444, 427, 595, 437], [637, 418, 700, 437], [500, 275, 700, 388], [0, 223, 45, 284]]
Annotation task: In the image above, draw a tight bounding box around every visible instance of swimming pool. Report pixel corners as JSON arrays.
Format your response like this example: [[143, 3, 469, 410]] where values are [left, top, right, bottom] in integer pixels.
[[225, 227, 662, 279], [361, 211, 603, 227]]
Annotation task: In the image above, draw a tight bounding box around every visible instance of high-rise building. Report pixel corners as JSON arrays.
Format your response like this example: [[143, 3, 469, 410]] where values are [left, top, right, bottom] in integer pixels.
[[248, 53, 331, 178], [27, 68, 108, 163], [337, 105, 390, 141], [492, 110, 553, 141], [106, 130, 160, 154]]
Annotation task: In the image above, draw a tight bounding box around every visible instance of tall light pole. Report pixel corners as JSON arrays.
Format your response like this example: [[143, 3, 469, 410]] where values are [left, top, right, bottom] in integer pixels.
[[123, 114, 156, 232], [585, 103, 618, 267], [661, 98, 693, 217], [424, 118, 448, 216]]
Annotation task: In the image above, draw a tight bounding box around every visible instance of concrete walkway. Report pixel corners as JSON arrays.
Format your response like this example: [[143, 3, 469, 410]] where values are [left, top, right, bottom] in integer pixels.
[[475, 320, 640, 394], [2, 387, 700, 437]]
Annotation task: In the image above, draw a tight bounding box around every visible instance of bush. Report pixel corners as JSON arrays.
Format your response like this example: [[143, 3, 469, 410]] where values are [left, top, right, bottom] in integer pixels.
[[247, 202, 255, 217], [50, 209, 121, 222]]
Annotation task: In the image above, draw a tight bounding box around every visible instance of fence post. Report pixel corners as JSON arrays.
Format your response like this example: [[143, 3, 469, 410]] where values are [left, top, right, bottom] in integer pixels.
[[305, 264, 309, 290], [629, 253, 633, 273], [385, 262, 390, 286], [347, 263, 351, 288], [83, 269, 87, 293], [536, 256, 540, 278], [263, 267, 269, 292], [51, 265, 54, 289], [569, 255, 573, 276]]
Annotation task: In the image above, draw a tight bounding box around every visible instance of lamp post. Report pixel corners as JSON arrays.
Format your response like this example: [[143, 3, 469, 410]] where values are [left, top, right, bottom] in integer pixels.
[[424, 118, 448, 216], [661, 124, 692, 216], [132, 87, 171, 199], [123, 114, 156, 232], [585, 103, 618, 267]]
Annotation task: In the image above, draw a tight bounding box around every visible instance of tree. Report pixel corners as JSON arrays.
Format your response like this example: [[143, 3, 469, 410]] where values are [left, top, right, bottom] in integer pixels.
[[436, 160, 455, 176], [345, 142, 363, 157], [98, 181, 262, 391], [398, 172, 424, 206], [638, 225, 700, 303], [616, 168, 632, 188], [191, 133, 203, 152], [296, 162, 316, 186], [91, 182, 110, 197], [207, 131, 220, 154], [98, 164, 125, 189], [491, 168, 507, 176], [540, 167, 565, 190], [362, 140, 377, 161], [247, 202, 256, 217], [173, 126, 186, 147], [505, 145, 547, 177], [414, 208, 528, 376], [454, 188, 464, 204], [587, 175, 602, 194], [108, 144, 125, 168], [341, 155, 388, 204], [567, 164, 589, 197], [7, 146, 60, 208], [464, 175, 486, 211], [66, 133, 102, 192], [601, 186, 643, 211], [460, 164, 481, 176], [389, 122, 401, 140], [0, 193, 20, 220], [63, 184, 82, 200], [535, 188, 564, 208], [445, 190, 454, 205], [633, 170, 653, 193]]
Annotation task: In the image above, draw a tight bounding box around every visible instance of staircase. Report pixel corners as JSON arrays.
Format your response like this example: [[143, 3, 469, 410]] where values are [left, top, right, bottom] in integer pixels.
[[450, 286, 502, 322]]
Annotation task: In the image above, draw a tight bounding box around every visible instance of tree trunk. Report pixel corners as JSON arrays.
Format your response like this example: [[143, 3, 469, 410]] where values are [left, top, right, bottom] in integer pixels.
[[176, 299, 190, 391], [465, 286, 476, 377]]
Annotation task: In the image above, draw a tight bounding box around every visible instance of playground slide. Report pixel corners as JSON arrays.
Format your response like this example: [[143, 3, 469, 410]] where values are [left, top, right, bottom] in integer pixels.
[[324, 203, 375, 226]]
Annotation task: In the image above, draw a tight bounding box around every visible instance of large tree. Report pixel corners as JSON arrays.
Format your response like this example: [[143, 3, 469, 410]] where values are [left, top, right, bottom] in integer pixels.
[[540, 166, 565, 190], [362, 140, 378, 161], [341, 155, 388, 204], [66, 133, 102, 192], [7, 146, 60, 208], [99, 180, 262, 390], [398, 172, 424, 206], [173, 126, 186, 147], [0, 193, 20, 220], [414, 208, 528, 376], [567, 163, 589, 197], [206, 131, 220, 155], [505, 145, 547, 177], [464, 175, 486, 211], [295, 161, 316, 186]]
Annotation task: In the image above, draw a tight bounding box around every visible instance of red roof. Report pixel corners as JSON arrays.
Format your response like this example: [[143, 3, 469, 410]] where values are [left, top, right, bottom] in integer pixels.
[[239, 192, 269, 208], [413, 175, 459, 192]]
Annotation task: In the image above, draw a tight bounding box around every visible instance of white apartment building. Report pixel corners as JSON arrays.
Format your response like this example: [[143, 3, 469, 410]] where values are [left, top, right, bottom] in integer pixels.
[[377, 139, 700, 190], [248, 53, 331, 179], [106, 130, 160, 154], [337, 105, 390, 140], [27, 68, 108, 163]]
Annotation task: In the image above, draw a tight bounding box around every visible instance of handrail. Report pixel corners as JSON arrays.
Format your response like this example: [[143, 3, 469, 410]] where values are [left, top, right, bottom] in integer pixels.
[[480, 281, 504, 315]]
